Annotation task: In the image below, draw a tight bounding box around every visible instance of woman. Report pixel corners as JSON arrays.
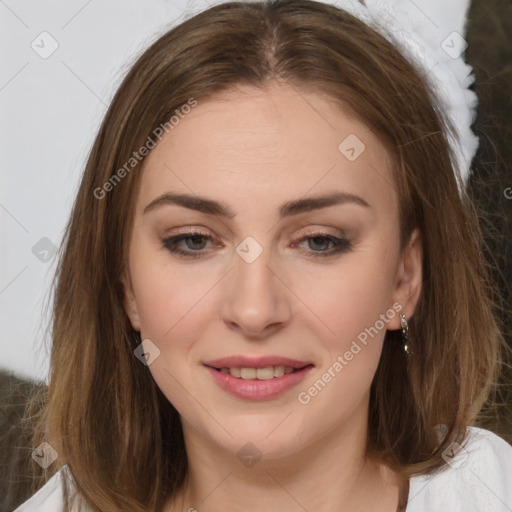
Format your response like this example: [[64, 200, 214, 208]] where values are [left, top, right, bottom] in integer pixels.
[[12, 0, 512, 511]]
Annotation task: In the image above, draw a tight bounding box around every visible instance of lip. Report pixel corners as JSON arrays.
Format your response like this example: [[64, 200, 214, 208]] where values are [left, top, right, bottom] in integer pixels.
[[203, 356, 315, 400]]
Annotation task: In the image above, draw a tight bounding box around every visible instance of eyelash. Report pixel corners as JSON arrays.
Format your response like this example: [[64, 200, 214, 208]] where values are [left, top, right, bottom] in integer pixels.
[[161, 230, 353, 259]]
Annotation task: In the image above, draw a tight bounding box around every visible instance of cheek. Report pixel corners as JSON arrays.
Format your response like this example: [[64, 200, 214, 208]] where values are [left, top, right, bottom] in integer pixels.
[[128, 244, 214, 415], [128, 233, 212, 342], [307, 254, 397, 392], [314, 259, 395, 340]]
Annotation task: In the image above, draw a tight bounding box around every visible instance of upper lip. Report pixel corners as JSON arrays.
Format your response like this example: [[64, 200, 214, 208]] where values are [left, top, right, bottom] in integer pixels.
[[204, 356, 314, 369]]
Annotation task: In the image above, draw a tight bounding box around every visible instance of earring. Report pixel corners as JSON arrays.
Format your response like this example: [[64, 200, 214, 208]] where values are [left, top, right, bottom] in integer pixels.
[[400, 314, 412, 356]]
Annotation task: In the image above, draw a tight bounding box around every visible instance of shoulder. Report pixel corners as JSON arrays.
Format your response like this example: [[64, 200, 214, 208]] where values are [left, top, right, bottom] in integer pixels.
[[12, 465, 90, 512], [406, 426, 512, 512]]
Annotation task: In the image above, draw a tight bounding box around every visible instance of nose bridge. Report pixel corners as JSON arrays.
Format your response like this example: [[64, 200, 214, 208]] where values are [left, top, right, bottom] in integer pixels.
[[234, 237, 274, 296]]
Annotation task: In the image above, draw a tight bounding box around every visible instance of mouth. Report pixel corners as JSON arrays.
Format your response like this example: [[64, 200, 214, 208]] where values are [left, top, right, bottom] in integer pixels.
[[203, 356, 315, 400]]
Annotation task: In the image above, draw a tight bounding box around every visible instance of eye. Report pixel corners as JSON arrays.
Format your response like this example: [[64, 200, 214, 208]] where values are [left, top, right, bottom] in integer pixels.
[[162, 231, 216, 259], [161, 231, 353, 259], [293, 233, 352, 258]]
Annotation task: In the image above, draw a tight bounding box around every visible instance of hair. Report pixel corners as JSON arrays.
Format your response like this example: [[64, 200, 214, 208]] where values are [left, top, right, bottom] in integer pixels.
[[13, 0, 509, 510]]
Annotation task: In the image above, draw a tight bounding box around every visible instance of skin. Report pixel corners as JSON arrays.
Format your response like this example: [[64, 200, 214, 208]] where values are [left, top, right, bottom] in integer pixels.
[[121, 81, 422, 512]]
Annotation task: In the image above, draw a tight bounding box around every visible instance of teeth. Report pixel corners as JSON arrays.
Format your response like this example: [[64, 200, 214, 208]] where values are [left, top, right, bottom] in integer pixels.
[[230, 367, 241, 378], [256, 366, 274, 380], [274, 366, 285, 378], [218, 365, 300, 379], [240, 368, 256, 379]]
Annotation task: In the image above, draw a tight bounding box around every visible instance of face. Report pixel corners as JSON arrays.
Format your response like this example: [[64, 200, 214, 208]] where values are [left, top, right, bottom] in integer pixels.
[[121, 82, 422, 461]]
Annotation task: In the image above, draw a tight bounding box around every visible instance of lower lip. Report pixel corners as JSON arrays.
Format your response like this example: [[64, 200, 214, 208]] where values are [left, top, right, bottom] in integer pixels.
[[205, 365, 314, 400]]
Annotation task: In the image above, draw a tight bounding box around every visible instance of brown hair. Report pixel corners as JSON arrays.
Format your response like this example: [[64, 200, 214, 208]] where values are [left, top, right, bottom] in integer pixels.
[[18, 0, 509, 510]]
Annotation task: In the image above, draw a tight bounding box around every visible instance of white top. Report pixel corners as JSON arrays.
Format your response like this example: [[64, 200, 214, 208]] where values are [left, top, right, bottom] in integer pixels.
[[13, 426, 512, 512]]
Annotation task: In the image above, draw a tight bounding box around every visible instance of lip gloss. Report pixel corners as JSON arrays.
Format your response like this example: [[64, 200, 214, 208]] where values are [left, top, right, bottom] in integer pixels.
[[205, 365, 314, 400]]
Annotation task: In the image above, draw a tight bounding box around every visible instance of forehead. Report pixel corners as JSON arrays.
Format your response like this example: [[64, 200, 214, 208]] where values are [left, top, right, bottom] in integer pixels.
[[136, 83, 397, 219]]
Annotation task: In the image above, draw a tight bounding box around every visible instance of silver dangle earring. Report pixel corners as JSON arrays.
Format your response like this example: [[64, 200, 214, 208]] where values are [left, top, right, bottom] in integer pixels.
[[400, 314, 412, 357]]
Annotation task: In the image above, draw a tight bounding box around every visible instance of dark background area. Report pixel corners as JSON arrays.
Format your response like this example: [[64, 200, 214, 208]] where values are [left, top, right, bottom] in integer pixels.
[[465, 0, 512, 442], [1, 0, 511, 509]]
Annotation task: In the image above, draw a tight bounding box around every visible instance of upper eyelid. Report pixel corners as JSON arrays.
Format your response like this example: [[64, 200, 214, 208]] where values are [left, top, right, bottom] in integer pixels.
[[164, 225, 345, 237], [164, 230, 345, 243]]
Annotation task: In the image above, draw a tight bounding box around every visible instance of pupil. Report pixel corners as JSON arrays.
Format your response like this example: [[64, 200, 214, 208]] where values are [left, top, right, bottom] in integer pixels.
[[310, 236, 329, 250], [187, 235, 206, 249]]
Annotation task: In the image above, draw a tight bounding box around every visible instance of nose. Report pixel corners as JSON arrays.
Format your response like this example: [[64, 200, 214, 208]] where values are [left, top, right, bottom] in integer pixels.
[[220, 241, 292, 339]]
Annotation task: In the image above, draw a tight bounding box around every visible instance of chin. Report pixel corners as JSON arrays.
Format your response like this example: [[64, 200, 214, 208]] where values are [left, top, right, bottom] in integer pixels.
[[201, 413, 313, 462]]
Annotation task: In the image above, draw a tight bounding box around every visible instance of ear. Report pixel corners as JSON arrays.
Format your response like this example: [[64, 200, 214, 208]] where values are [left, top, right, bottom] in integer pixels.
[[120, 268, 141, 332], [386, 228, 423, 330]]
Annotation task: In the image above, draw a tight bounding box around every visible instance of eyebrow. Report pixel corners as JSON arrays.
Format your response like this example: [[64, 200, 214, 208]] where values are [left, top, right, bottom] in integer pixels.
[[143, 191, 371, 219]]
